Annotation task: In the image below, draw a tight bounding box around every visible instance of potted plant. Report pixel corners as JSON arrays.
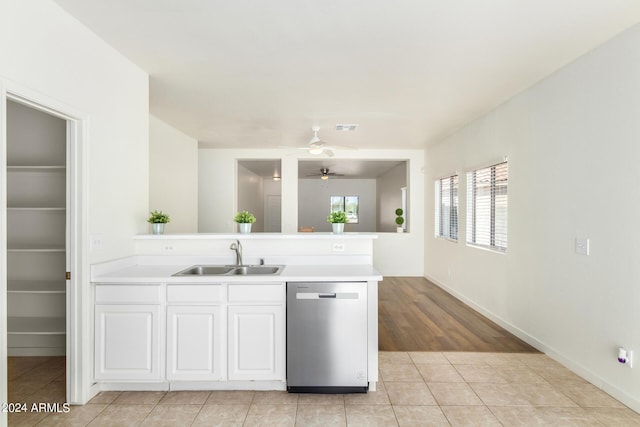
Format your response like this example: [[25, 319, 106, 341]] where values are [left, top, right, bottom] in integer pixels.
[[395, 208, 404, 233], [234, 210, 256, 234], [148, 210, 170, 235], [327, 210, 347, 234]]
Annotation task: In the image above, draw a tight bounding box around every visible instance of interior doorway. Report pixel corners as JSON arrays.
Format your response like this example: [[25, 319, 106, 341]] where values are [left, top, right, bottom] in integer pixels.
[[6, 100, 67, 357], [2, 87, 85, 410], [265, 195, 282, 232], [5, 99, 68, 405]]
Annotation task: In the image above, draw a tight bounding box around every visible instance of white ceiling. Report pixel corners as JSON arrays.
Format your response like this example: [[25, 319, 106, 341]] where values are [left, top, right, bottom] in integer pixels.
[[238, 159, 404, 179], [298, 160, 404, 180], [54, 0, 640, 150]]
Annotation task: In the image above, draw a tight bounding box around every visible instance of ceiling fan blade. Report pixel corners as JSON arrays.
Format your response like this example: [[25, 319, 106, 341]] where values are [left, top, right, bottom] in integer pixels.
[[277, 145, 310, 150], [326, 144, 356, 151], [324, 149, 335, 157]]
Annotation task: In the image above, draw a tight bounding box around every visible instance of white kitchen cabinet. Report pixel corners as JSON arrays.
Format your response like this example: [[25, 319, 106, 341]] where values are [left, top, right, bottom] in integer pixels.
[[228, 305, 285, 381], [95, 304, 162, 381], [94, 281, 287, 385], [166, 305, 224, 381]]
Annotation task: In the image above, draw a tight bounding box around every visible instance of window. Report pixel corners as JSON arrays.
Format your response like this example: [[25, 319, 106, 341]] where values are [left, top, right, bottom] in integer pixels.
[[330, 196, 359, 223], [466, 161, 508, 252], [435, 175, 458, 240]]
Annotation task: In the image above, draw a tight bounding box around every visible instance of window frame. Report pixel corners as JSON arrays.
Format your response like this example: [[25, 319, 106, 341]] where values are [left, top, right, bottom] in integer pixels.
[[434, 174, 459, 242], [330, 195, 359, 224], [466, 161, 508, 253]]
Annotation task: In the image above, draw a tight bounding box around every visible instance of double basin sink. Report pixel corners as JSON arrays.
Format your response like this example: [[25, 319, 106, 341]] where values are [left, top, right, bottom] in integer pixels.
[[173, 264, 283, 276]]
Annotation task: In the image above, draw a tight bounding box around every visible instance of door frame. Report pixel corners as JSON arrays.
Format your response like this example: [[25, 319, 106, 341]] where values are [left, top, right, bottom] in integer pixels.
[[0, 79, 89, 410]]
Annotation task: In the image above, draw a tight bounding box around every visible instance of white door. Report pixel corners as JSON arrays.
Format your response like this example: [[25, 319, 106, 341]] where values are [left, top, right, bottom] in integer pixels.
[[95, 305, 161, 381], [228, 305, 284, 381], [166, 306, 224, 381], [265, 195, 281, 232]]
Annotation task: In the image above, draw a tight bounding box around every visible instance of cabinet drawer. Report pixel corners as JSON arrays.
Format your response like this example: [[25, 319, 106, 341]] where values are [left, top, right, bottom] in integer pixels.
[[95, 284, 161, 304], [228, 283, 284, 303], [167, 284, 224, 303]]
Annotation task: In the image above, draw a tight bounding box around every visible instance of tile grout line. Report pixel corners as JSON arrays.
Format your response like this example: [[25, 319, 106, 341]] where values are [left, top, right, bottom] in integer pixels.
[[10, 353, 640, 426]]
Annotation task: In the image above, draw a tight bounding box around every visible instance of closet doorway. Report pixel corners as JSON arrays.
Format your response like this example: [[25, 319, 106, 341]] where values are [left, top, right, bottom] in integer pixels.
[[2, 90, 85, 408], [6, 99, 68, 405], [7, 100, 67, 357]]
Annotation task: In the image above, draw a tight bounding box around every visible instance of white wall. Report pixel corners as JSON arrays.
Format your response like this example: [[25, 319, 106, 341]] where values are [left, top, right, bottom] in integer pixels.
[[376, 162, 407, 232], [149, 115, 198, 233], [199, 148, 425, 276], [298, 178, 377, 232], [425, 24, 640, 412], [0, 0, 149, 262], [237, 164, 265, 232], [0, 0, 149, 409]]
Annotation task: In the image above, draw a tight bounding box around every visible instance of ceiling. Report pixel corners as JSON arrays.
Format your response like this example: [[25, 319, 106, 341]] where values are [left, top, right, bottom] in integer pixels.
[[53, 1, 640, 150], [238, 160, 281, 179], [238, 159, 404, 179], [298, 160, 404, 180]]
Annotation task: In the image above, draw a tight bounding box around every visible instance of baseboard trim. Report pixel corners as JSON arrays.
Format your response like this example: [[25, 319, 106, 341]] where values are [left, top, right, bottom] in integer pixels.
[[423, 273, 640, 414]]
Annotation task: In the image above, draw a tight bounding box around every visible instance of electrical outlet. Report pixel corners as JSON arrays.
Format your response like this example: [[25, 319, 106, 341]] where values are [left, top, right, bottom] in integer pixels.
[[618, 348, 633, 368], [332, 242, 345, 252]]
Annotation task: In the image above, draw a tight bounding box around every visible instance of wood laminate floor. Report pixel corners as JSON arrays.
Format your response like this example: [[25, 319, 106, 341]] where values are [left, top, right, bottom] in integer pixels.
[[378, 277, 538, 352]]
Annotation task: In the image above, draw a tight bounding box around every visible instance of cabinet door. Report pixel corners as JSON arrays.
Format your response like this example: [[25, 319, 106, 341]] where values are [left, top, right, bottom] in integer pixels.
[[228, 305, 284, 381], [167, 306, 224, 381], [95, 305, 161, 381]]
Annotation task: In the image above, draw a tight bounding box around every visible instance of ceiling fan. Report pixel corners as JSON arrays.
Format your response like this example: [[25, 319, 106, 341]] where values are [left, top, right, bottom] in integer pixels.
[[283, 126, 356, 157], [306, 168, 344, 180], [305, 126, 334, 156]]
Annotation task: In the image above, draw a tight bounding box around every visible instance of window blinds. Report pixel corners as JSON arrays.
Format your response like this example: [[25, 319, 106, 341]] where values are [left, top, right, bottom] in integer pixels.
[[466, 161, 508, 251], [435, 175, 458, 240]]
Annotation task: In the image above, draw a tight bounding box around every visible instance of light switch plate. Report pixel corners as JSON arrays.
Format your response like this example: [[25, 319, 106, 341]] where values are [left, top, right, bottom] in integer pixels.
[[90, 234, 103, 251], [575, 238, 590, 255]]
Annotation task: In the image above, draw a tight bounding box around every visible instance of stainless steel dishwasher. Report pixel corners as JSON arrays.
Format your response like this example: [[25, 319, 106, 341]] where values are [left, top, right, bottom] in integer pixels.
[[286, 282, 368, 393]]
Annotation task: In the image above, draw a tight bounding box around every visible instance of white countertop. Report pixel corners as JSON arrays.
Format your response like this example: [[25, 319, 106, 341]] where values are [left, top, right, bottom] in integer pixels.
[[134, 232, 379, 240], [92, 259, 382, 284]]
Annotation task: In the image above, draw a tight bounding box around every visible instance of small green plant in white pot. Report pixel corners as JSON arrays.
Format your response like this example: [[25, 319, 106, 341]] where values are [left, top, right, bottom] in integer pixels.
[[395, 208, 404, 233], [234, 210, 256, 234], [327, 210, 347, 234], [148, 210, 170, 235]]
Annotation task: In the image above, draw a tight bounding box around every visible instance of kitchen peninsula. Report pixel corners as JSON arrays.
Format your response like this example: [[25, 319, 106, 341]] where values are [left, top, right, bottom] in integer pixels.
[[91, 233, 381, 393]]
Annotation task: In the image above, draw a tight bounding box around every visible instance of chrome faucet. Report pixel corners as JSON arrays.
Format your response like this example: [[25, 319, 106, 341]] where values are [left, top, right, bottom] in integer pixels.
[[230, 240, 243, 266]]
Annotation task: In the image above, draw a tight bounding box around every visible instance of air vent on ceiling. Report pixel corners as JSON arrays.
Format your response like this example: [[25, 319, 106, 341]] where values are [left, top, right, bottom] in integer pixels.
[[335, 124, 358, 131]]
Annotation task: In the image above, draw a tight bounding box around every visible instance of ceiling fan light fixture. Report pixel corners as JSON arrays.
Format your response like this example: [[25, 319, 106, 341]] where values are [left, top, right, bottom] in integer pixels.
[[308, 127, 326, 154], [321, 175, 329, 180]]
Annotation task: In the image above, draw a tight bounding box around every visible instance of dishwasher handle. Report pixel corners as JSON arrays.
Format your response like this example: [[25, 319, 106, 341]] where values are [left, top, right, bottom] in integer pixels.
[[318, 293, 336, 298], [296, 292, 359, 300]]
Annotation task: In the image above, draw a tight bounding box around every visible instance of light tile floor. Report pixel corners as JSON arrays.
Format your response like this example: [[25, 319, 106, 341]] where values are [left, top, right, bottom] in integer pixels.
[[7, 352, 640, 426]]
